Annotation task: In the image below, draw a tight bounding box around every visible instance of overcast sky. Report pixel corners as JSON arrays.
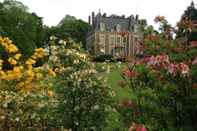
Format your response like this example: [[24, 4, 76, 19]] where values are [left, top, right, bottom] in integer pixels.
[[1, 0, 196, 28]]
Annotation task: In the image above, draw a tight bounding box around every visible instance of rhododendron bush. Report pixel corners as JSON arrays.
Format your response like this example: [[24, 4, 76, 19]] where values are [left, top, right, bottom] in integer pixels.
[[118, 55, 197, 130], [117, 17, 197, 130], [0, 37, 56, 130], [0, 36, 113, 130]]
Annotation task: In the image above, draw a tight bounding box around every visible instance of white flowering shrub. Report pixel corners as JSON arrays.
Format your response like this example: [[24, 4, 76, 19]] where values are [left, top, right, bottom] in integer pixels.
[[48, 37, 113, 130]]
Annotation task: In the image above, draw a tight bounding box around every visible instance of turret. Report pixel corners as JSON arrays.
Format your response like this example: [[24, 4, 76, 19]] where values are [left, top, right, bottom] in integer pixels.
[[135, 15, 139, 22], [191, 1, 195, 8]]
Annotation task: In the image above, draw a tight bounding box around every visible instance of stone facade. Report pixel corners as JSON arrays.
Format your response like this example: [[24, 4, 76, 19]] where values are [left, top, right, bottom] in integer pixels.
[[86, 12, 144, 58]]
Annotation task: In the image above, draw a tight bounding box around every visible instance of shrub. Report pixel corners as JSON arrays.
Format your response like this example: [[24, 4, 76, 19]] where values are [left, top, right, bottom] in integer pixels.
[[117, 52, 197, 130], [0, 36, 56, 130], [48, 37, 113, 130]]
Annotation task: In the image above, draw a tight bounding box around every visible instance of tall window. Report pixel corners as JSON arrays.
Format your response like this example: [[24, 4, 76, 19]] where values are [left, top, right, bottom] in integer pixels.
[[117, 37, 121, 43], [99, 34, 105, 44], [110, 36, 115, 45], [116, 24, 121, 32], [100, 22, 105, 32], [134, 25, 138, 33], [99, 34, 105, 53], [123, 37, 127, 43]]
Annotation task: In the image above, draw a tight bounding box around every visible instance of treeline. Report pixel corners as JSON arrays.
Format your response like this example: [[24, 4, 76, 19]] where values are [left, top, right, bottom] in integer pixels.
[[0, 0, 91, 57], [0, 0, 196, 58]]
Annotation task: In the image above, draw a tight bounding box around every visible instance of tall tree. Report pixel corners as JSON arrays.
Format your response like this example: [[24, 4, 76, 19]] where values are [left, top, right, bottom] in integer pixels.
[[50, 15, 91, 49], [177, 1, 197, 40], [0, 0, 47, 57]]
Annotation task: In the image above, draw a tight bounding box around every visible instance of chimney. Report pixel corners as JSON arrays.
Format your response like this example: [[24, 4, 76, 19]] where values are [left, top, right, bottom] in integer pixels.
[[88, 16, 91, 25], [92, 12, 95, 26], [135, 15, 139, 21], [129, 15, 134, 20]]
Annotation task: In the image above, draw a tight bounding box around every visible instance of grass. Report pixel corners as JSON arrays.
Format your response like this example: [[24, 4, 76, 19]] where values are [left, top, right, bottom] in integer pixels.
[[106, 62, 133, 101], [102, 62, 134, 130]]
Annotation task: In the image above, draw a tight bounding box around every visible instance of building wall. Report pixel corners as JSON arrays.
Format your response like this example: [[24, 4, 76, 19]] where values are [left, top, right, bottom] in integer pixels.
[[86, 31, 140, 58], [86, 12, 144, 58]]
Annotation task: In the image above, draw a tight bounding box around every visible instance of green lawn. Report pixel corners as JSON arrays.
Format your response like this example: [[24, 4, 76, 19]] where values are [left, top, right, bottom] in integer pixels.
[[106, 62, 133, 101], [103, 62, 133, 130]]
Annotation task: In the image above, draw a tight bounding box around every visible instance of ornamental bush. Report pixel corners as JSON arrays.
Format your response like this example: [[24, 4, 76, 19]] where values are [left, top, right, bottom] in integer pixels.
[[0, 36, 114, 130], [117, 55, 197, 130], [116, 16, 197, 130], [0, 36, 57, 130], [47, 37, 113, 130]]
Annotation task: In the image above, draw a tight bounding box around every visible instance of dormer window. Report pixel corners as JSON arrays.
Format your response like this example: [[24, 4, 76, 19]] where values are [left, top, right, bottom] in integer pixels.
[[116, 24, 121, 32], [100, 22, 105, 32], [111, 28, 114, 32], [131, 25, 134, 31], [134, 25, 138, 33]]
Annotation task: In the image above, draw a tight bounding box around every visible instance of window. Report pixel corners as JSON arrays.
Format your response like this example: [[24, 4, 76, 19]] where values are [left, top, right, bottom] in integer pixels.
[[117, 37, 121, 43], [110, 36, 114, 45], [135, 37, 138, 43], [100, 22, 105, 32], [134, 25, 138, 33], [123, 37, 127, 43], [116, 24, 121, 32], [98, 34, 105, 54], [99, 35, 105, 43], [131, 26, 134, 31]]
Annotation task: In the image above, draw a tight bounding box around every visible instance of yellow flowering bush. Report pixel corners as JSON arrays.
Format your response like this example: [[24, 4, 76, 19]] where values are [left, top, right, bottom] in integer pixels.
[[0, 36, 18, 53], [0, 36, 113, 130], [0, 36, 56, 130]]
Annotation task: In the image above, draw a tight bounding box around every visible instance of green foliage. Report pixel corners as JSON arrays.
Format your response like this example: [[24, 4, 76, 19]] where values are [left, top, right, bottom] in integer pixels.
[[143, 25, 158, 37], [0, 36, 56, 130], [177, 1, 197, 39], [0, 91, 55, 130], [48, 37, 113, 130], [50, 15, 91, 49], [118, 26, 197, 130], [118, 63, 197, 130], [144, 35, 197, 63], [0, 0, 48, 57]]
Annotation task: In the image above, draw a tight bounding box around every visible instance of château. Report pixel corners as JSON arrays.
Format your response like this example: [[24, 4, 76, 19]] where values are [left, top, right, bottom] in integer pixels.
[[86, 12, 146, 58]]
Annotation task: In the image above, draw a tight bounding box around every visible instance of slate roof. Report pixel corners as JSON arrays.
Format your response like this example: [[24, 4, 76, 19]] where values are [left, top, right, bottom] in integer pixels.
[[93, 14, 136, 32]]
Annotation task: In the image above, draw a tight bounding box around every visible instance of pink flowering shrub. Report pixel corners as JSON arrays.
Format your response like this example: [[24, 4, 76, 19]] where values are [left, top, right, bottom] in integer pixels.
[[117, 52, 197, 130], [143, 54, 190, 77], [117, 17, 197, 130], [122, 69, 138, 78]]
